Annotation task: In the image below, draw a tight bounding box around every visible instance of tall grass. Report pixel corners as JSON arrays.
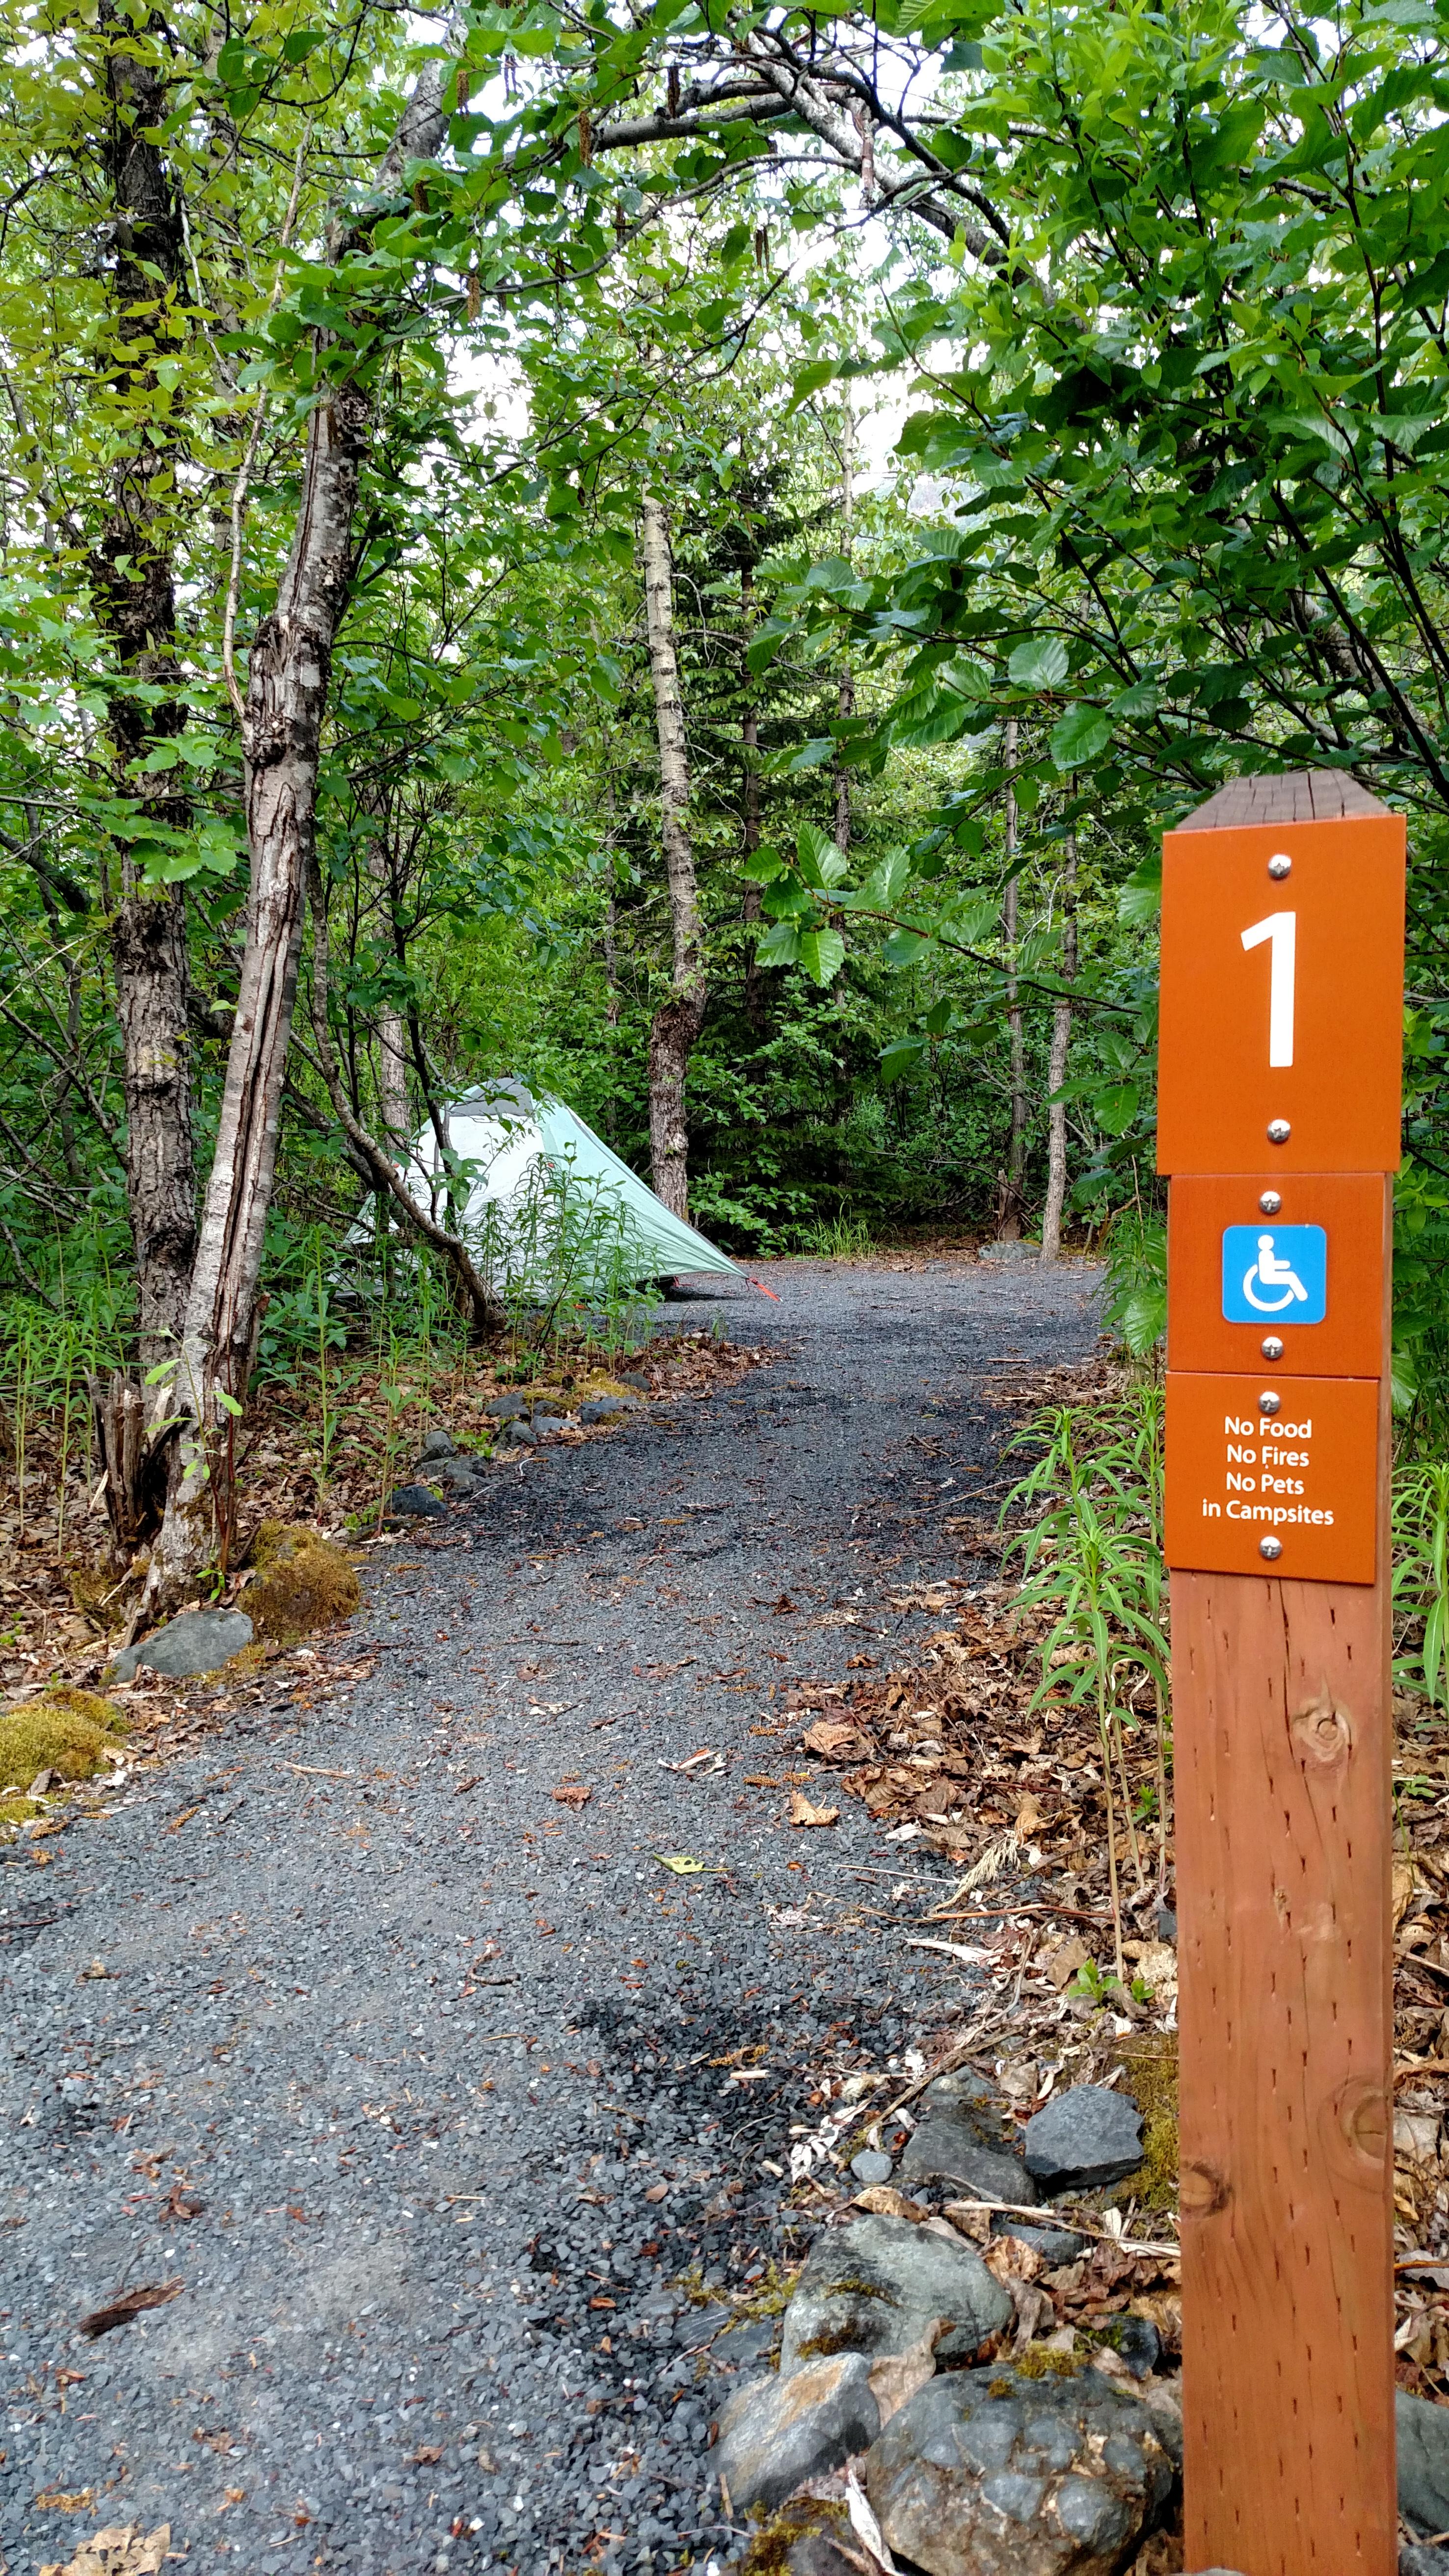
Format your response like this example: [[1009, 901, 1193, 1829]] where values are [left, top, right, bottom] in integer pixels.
[[1100, 1208, 1167, 1363], [1, 1226, 131, 1550], [1394, 1459, 1449, 1711], [1001, 1395, 1169, 1976]]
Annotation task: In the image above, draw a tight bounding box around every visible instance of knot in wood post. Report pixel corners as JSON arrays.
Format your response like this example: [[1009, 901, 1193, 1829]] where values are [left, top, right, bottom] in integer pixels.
[[1289, 1690, 1354, 1773]]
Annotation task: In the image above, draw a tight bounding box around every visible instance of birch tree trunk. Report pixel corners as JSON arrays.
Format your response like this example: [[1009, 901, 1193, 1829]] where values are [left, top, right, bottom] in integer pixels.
[[833, 398, 856, 857], [1041, 836, 1078, 1263], [641, 493, 706, 1222], [739, 551, 768, 1036], [145, 65, 452, 1601], [998, 717, 1028, 1238]]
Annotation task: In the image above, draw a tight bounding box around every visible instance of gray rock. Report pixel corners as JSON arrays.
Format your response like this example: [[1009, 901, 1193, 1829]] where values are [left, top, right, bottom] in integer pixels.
[[716, 2354, 880, 2513], [989, 2214, 1087, 2265], [580, 1396, 639, 1423], [1024, 2086, 1143, 2194], [504, 1420, 537, 1448], [618, 1371, 650, 1390], [778, 2213, 1011, 2378], [1398, 2389, 1449, 2535], [386, 1482, 447, 1517], [418, 1428, 455, 1459], [711, 2318, 778, 2370], [864, 2361, 1175, 2576], [1156, 1903, 1178, 1944], [530, 1395, 570, 1418], [1136, 2375, 1182, 2473], [902, 2072, 1040, 2205], [851, 2150, 894, 2186], [1097, 2314, 1160, 2379], [486, 1392, 527, 1420], [1402, 2549, 1449, 2575], [111, 1607, 254, 1682], [436, 1459, 481, 1490]]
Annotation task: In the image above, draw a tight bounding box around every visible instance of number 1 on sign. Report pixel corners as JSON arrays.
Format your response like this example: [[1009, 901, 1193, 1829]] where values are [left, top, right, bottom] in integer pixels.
[[1241, 910, 1296, 1067]]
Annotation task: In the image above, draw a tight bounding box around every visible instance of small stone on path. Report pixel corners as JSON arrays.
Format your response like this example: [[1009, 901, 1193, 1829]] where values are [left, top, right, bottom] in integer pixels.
[[418, 1428, 455, 1459], [1023, 2084, 1144, 2193], [851, 2149, 894, 2185]]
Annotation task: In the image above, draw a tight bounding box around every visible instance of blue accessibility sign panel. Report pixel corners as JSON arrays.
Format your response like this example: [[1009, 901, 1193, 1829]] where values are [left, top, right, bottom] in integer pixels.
[[1221, 1223, 1327, 1325]]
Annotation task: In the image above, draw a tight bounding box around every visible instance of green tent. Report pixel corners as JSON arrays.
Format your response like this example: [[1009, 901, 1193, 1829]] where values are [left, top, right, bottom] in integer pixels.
[[414, 1081, 745, 1288]]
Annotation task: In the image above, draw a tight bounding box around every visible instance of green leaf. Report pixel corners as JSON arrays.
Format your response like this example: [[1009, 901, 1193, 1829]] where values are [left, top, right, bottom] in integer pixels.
[[762, 876, 817, 919], [1050, 703, 1113, 768], [1008, 636, 1069, 690], [1118, 1284, 1168, 1358], [1117, 857, 1161, 927], [882, 928, 932, 967], [756, 920, 804, 966], [1093, 1081, 1141, 1136], [880, 1034, 928, 1082], [798, 926, 845, 986], [742, 845, 786, 884], [796, 822, 848, 888]]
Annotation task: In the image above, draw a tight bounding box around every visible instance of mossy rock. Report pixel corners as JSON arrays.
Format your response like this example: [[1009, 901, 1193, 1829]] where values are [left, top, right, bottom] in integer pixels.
[[0, 1689, 128, 1795], [242, 1525, 361, 1645]]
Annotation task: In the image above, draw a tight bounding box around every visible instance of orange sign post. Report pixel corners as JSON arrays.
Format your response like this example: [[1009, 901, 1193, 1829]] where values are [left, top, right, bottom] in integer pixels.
[[1159, 774, 1405, 2576]]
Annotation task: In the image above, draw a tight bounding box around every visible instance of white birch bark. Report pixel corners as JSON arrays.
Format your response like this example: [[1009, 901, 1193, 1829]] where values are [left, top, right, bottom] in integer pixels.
[[1041, 836, 1078, 1262], [641, 493, 706, 1222]]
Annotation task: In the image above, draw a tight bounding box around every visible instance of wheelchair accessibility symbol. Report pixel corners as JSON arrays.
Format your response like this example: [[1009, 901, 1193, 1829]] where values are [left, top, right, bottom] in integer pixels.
[[1221, 1223, 1327, 1326]]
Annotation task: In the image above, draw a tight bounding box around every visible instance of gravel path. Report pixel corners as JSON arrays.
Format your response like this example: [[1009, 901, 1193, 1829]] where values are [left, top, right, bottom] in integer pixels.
[[0, 1253, 1101, 2576]]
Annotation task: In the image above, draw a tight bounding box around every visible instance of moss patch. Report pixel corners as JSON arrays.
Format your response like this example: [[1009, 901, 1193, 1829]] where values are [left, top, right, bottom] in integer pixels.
[[0, 1794, 46, 1826], [1012, 2343, 1085, 2381], [243, 1525, 361, 1645], [0, 1690, 127, 1795], [1110, 2033, 1179, 2213], [793, 2324, 865, 2362], [33, 1686, 126, 1735], [741, 2497, 851, 2576], [818, 2273, 898, 2306]]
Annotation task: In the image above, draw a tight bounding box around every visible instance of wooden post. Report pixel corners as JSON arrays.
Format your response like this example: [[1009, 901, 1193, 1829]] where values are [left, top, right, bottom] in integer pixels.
[[1159, 772, 1405, 2576]]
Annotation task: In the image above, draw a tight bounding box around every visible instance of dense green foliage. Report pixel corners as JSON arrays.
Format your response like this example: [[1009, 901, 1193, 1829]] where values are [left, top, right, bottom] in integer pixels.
[[0, 0, 1445, 1444]]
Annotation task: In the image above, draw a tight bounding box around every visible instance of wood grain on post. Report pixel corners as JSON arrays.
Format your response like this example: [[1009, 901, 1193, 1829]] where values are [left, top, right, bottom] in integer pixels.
[[1171, 773, 1397, 2576]]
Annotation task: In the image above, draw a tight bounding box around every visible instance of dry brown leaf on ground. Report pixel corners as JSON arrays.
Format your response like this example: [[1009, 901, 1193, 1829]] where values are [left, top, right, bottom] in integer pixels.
[[552, 1782, 591, 1809], [76, 2279, 182, 2340], [39, 2526, 171, 2576], [788, 1790, 839, 1828]]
